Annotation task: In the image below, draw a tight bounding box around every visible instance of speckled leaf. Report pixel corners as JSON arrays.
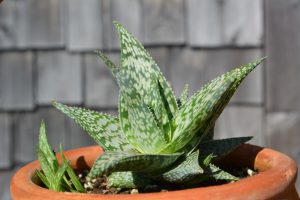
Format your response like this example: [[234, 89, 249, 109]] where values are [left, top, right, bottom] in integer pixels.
[[117, 83, 168, 153], [179, 84, 189, 107], [207, 164, 238, 181], [160, 58, 265, 153], [87, 152, 182, 179], [180, 125, 215, 154], [60, 145, 85, 192], [37, 121, 59, 175], [37, 121, 74, 192], [52, 102, 133, 152], [108, 172, 155, 188], [161, 150, 204, 183], [114, 21, 178, 141], [199, 137, 252, 157]]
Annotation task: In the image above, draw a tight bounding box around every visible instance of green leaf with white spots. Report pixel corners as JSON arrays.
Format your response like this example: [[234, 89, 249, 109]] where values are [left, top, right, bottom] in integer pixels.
[[179, 84, 189, 107], [198, 137, 252, 157], [207, 164, 238, 181], [37, 121, 83, 192], [52, 101, 133, 152], [180, 125, 215, 154], [160, 150, 204, 183], [117, 82, 168, 153], [87, 151, 182, 179], [108, 172, 155, 188], [160, 78, 235, 153], [160, 58, 265, 153], [113, 21, 178, 139]]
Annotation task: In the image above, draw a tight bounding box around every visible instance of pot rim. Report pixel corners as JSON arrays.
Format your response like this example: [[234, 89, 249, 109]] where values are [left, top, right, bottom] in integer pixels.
[[10, 144, 299, 200]]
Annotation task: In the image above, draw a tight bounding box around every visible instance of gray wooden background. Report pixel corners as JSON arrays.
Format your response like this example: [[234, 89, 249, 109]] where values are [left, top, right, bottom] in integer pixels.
[[0, 0, 300, 198]]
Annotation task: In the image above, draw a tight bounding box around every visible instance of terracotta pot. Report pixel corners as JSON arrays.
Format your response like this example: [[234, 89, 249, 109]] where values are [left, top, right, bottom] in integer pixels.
[[10, 144, 299, 200]]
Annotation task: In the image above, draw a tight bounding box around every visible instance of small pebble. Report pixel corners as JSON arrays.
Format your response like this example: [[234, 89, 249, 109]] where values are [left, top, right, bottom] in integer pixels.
[[247, 169, 256, 176]]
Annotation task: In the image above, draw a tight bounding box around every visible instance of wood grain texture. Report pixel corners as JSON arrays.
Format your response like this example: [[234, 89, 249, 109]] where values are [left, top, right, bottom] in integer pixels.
[[66, 0, 103, 51], [0, 52, 34, 110], [84, 52, 119, 108], [0, 0, 17, 49], [13, 112, 38, 164], [0, 114, 12, 169], [0, 170, 15, 200], [102, 0, 143, 49], [215, 106, 264, 146], [143, 0, 185, 45], [36, 51, 82, 105], [15, 0, 64, 48], [187, 0, 263, 47], [266, 0, 300, 112]]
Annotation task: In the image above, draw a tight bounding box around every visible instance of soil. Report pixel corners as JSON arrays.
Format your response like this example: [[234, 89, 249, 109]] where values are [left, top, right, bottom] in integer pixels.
[[77, 167, 257, 195]]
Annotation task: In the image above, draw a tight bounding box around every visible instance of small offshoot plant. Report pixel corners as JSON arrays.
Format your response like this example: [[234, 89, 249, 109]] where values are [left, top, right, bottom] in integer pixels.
[[37, 21, 265, 192], [36, 121, 84, 192]]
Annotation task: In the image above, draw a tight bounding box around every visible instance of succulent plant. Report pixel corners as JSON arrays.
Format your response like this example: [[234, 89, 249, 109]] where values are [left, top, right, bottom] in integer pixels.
[[53, 21, 264, 189], [36, 121, 84, 192]]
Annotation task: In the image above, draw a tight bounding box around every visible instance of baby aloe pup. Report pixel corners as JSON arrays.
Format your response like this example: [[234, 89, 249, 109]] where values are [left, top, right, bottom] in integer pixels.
[[53, 21, 265, 190]]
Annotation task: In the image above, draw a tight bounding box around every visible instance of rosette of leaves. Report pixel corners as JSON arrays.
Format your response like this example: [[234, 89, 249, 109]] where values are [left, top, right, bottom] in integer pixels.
[[53, 21, 265, 189]]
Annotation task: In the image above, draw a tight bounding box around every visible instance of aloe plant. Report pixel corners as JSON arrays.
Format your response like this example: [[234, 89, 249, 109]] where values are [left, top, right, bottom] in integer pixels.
[[36, 121, 85, 192], [52, 21, 265, 189]]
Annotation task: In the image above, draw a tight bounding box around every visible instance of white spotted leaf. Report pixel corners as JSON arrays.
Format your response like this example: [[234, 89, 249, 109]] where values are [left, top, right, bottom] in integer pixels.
[[52, 102, 133, 152], [87, 152, 182, 179]]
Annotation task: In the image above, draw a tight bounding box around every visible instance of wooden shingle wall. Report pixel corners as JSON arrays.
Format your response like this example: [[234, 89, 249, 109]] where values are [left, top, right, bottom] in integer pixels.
[[0, 0, 299, 198]]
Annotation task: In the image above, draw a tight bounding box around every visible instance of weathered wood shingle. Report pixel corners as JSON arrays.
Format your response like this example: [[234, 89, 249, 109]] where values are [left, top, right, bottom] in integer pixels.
[[0, 114, 12, 169], [266, 0, 300, 112], [102, 0, 143, 49], [215, 106, 264, 146], [13, 112, 39, 164], [169, 48, 263, 104], [0, 0, 17, 49], [84, 52, 119, 108], [143, 0, 185, 45], [66, 0, 103, 51], [187, 0, 263, 47], [0, 170, 14, 200], [36, 51, 82, 105], [16, 0, 64, 48], [0, 52, 34, 110]]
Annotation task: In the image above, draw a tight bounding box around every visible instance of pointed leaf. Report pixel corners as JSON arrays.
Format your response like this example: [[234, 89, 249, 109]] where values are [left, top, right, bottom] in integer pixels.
[[207, 164, 238, 181], [180, 125, 215, 153], [35, 170, 50, 188], [53, 102, 133, 151], [53, 160, 70, 191], [37, 148, 56, 183], [108, 172, 155, 188], [87, 152, 182, 179], [179, 84, 189, 107], [38, 121, 59, 171], [160, 79, 235, 153], [199, 137, 252, 157], [60, 145, 85, 192], [114, 21, 178, 136], [160, 58, 265, 153], [161, 150, 204, 183], [95, 50, 119, 77], [118, 87, 168, 153]]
